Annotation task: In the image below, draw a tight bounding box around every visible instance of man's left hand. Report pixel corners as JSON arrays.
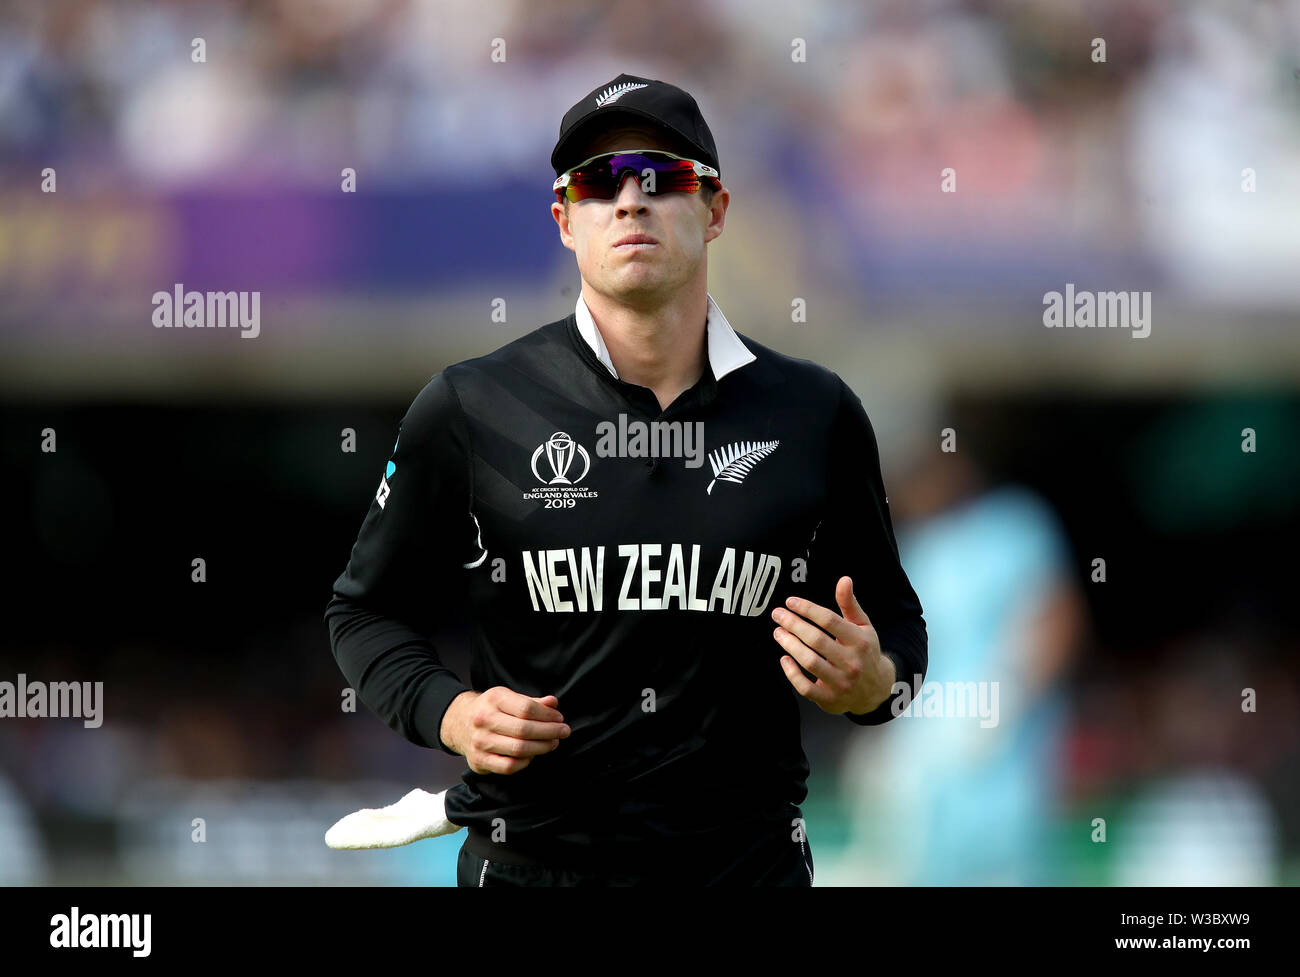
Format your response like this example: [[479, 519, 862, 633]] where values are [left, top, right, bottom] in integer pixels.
[[772, 575, 897, 716]]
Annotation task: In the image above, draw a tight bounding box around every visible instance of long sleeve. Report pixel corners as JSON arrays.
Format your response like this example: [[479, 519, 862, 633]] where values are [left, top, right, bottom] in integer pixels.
[[806, 377, 928, 726], [324, 371, 484, 755]]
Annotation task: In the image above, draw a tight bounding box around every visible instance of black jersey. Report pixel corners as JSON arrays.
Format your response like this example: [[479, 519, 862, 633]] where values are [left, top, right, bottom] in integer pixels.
[[325, 303, 927, 869]]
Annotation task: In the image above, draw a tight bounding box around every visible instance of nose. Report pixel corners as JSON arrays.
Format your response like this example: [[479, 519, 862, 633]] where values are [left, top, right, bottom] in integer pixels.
[[613, 169, 650, 215]]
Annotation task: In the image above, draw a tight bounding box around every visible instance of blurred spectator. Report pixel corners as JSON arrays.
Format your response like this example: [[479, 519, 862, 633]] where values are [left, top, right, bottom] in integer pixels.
[[832, 434, 1085, 884], [0, 771, 47, 884], [1114, 772, 1279, 885]]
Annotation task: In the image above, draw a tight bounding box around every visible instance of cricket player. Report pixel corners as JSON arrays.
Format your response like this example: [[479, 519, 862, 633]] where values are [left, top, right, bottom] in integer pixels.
[[325, 73, 928, 886]]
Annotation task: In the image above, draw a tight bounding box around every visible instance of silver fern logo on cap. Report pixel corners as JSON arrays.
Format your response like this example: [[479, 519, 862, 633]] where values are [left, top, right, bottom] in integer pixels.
[[706, 440, 780, 495], [595, 81, 649, 107]]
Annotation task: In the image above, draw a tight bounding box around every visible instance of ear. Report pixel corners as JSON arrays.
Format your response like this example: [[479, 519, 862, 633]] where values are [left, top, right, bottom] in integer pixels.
[[702, 186, 729, 244], [552, 198, 575, 251]]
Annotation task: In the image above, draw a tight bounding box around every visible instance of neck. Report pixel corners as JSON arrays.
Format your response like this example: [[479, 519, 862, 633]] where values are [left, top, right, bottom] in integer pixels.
[[582, 276, 709, 412]]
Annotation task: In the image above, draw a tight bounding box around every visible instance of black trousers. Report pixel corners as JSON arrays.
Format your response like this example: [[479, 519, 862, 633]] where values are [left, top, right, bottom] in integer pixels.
[[455, 817, 814, 887]]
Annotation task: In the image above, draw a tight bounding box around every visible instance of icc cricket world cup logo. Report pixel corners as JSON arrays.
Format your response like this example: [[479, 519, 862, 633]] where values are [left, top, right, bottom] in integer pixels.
[[531, 432, 591, 485]]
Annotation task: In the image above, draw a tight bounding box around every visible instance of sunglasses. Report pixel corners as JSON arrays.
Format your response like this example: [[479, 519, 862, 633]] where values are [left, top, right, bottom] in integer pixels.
[[553, 149, 721, 202]]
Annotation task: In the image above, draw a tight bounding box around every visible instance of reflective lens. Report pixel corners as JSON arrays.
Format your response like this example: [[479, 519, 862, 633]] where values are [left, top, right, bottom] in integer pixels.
[[554, 150, 720, 202]]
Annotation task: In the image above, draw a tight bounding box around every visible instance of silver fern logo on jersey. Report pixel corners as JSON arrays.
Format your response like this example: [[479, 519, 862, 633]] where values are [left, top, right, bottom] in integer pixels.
[[706, 440, 780, 495], [526, 432, 598, 507], [595, 82, 648, 107]]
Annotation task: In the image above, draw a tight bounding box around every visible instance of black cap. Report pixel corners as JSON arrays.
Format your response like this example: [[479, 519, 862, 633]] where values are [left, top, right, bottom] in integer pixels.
[[551, 73, 720, 178]]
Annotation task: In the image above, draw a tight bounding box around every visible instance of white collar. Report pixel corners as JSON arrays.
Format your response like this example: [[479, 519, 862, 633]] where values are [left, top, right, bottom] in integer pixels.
[[574, 290, 756, 382]]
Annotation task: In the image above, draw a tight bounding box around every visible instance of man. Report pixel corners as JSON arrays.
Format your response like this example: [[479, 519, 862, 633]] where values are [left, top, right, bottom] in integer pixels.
[[325, 73, 927, 886]]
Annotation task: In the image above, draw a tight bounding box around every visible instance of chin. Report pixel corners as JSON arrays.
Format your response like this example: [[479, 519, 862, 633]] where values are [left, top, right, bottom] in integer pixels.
[[607, 277, 670, 305]]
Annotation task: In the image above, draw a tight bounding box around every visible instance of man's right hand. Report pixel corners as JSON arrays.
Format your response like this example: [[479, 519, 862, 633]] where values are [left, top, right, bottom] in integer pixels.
[[439, 688, 571, 774]]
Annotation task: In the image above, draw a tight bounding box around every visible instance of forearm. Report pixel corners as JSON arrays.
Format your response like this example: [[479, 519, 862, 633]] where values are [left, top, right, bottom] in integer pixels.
[[325, 593, 470, 755], [438, 689, 480, 756]]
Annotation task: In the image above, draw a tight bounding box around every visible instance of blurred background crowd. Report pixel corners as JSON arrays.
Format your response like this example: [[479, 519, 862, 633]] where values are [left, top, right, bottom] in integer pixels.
[[2, 0, 1298, 884]]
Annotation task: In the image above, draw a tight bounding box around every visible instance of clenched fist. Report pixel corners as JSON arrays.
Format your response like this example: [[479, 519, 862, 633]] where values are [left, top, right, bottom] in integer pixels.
[[439, 687, 571, 775]]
